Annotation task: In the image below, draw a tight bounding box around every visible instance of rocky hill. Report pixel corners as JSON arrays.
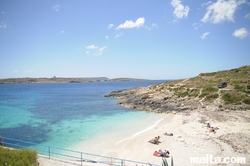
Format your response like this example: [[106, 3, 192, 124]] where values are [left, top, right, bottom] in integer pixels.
[[105, 65, 250, 113]]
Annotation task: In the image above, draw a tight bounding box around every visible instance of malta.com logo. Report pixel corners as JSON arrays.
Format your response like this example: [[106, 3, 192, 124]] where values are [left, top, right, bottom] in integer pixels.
[[190, 154, 246, 165]]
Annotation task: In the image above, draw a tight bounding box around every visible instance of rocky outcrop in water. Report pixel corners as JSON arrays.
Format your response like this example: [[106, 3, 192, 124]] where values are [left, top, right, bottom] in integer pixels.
[[105, 86, 203, 113]]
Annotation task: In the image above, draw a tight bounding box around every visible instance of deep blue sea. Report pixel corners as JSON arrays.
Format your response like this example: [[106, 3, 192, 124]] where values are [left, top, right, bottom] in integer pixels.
[[0, 80, 165, 150]]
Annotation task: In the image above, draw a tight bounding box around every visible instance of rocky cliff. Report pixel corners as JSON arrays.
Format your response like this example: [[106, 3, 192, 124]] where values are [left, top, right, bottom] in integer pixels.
[[105, 65, 250, 113]]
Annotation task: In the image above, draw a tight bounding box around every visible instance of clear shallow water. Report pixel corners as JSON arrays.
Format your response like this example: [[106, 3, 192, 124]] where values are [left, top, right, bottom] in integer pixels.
[[0, 81, 165, 149]]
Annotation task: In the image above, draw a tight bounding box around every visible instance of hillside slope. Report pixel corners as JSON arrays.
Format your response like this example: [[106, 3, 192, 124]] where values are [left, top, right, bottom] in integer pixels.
[[105, 65, 250, 112]]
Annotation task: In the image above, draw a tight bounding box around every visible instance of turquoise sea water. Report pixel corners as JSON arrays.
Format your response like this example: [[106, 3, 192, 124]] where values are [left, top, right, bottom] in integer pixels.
[[0, 81, 165, 149]]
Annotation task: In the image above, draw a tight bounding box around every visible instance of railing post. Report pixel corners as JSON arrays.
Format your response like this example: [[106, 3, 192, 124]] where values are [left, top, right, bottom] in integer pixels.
[[121, 159, 123, 166], [48, 146, 51, 159], [81, 152, 83, 166]]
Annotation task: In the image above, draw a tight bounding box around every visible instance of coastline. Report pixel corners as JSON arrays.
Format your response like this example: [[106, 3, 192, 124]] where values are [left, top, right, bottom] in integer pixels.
[[59, 110, 249, 166]]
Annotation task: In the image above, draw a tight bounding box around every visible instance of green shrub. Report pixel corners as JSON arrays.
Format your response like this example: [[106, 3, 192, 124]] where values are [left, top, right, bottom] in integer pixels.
[[222, 92, 242, 105], [172, 88, 178, 92], [199, 92, 209, 98], [203, 86, 217, 93], [243, 98, 250, 105], [161, 157, 174, 166], [205, 93, 219, 101], [159, 86, 164, 91], [234, 84, 245, 92], [180, 85, 186, 90], [245, 90, 250, 94], [0, 146, 38, 166], [178, 91, 189, 98], [189, 88, 199, 97]]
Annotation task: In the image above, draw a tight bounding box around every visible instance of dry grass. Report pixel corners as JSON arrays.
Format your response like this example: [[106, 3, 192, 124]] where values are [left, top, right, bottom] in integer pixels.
[[150, 65, 250, 110]]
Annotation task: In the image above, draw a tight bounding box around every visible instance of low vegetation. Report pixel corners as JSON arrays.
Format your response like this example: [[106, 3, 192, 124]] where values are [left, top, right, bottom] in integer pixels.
[[150, 65, 250, 110], [0, 146, 38, 166], [162, 157, 174, 166]]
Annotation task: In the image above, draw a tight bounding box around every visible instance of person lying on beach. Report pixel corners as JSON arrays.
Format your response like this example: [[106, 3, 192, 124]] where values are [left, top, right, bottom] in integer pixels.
[[153, 151, 160, 156], [183, 112, 190, 116], [208, 127, 219, 134], [164, 132, 173, 136], [203, 123, 211, 128], [153, 149, 170, 157], [149, 136, 161, 144]]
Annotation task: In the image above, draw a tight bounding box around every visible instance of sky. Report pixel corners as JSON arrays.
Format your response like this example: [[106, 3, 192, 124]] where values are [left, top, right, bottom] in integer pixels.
[[0, 0, 249, 79]]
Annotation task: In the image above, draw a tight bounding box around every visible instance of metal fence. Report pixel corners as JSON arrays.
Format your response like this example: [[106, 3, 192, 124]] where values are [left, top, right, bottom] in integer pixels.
[[0, 136, 160, 166]]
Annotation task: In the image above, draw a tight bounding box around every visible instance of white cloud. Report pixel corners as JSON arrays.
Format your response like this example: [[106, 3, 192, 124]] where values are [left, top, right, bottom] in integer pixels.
[[0, 22, 8, 28], [200, 32, 210, 40], [108, 24, 114, 29], [94, 46, 107, 56], [114, 33, 123, 39], [152, 23, 159, 28], [245, 13, 250, 19], [52, 4, 60, 11], [171, 0, 190, 19], [105, 36, 109, 39], [201, 1, 213, 7], [24, 70, 35, 73], [232, 28, 249, 38], [116, 17, 145, 29], [201, 0, 246, 23], [192, 22, 202, 30], [86, 44, 98, 49], [142, 23, 158, 30], [86, 45, 107, 56], [60, 30, 65, 34]]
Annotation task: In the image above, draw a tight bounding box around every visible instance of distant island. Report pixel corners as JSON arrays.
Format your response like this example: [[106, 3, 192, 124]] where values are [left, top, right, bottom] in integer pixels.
[[0, 77, 148, 84]]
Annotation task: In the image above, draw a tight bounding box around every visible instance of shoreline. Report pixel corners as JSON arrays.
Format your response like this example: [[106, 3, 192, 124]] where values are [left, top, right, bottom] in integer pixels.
[[114, 117, 165, 146], [38, 110, 250, 166]]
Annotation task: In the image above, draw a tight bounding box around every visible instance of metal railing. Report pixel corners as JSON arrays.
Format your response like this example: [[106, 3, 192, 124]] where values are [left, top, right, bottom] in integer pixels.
[[0, 136, 160, 166]]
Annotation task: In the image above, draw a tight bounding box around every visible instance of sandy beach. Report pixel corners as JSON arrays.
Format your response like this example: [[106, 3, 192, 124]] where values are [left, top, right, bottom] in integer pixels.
[[38, 110, 250, 166]]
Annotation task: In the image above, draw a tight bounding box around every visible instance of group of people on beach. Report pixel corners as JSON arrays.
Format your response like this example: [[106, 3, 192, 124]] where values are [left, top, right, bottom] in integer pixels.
[[149, 136, 161, 144], [149, 132, 173, 158], [153, 149, 170, 158], [205, 123, 219, 134], [149, 132, 174, 145]]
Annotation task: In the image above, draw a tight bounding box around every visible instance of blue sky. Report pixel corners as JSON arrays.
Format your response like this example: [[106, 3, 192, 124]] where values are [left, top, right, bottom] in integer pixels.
[[0, 0, 249, 79]]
